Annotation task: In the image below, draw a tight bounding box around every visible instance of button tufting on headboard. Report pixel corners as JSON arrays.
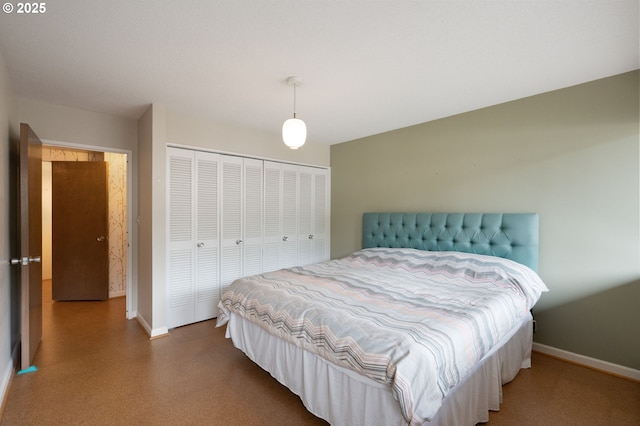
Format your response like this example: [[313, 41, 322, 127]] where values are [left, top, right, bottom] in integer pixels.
[[362, 212, 539, 271]]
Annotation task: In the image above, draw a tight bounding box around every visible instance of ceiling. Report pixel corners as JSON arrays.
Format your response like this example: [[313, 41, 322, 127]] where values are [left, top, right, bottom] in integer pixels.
[[0, 1, 637, 145]]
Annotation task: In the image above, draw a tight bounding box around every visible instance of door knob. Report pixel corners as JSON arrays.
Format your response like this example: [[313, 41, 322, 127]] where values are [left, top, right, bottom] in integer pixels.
[[97, 236, 106, 242], [10, 257, 37, 266], [282, 236, 288, 241], [197, 242, 205, 248], [236, 239, 243, 245], [308, 235, 314, 240]]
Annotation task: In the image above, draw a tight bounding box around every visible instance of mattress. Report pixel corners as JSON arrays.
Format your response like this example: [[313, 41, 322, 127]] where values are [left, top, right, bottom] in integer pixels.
[[217, 248, 548, 424]]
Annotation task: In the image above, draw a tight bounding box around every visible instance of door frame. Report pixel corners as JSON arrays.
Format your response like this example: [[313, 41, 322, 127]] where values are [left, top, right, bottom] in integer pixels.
[[42, 139, 135, 319]]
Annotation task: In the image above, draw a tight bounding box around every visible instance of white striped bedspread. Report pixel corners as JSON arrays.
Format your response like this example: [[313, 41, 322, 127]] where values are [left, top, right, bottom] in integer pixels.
[[217, 248, 548, 425]]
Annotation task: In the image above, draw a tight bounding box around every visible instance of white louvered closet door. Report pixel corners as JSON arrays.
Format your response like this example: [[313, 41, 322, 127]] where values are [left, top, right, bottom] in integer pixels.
[[169, 148, 329, 328], [298, 167, 314, 266], [167, 148, 195, 328], [281, 164, 299, 268], [298, 166, 329, 266], [264, 163, 329, 270], [194, 151, 220, 322], [312, 168, 329, 263], [167, 148, 221, 328], [263, 161, 282, 273], [242, 158, 263, 277], [220, 155, 243, 294]]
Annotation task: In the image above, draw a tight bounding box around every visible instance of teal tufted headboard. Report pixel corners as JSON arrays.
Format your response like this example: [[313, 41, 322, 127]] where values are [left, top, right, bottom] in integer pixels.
[[362, 213, 539, 271]]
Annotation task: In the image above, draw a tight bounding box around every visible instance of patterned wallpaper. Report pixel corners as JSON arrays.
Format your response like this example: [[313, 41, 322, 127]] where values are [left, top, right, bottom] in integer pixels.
[[105, 152, 127, 297], [42, 146, 128, 298]]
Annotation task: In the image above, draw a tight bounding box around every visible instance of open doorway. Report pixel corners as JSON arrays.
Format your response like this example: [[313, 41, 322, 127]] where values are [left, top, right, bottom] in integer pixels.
[[41, 144, 130, 311]]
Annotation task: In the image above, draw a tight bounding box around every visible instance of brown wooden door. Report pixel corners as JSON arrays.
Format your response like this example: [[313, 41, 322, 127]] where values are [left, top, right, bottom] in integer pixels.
[[52, 162, 109, 301], [13, 123, 43, 371]]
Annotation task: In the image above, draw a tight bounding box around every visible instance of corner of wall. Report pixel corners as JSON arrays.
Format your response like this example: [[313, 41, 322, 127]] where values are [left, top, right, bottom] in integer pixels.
[[151, 104, 168, 331], [135, 105, 154, 328], [0, 46, 19, 414], [136, 103, 169, 333]]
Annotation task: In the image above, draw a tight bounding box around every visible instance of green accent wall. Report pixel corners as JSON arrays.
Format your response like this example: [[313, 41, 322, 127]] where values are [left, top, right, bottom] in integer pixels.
[[330, 71, 640, 370]]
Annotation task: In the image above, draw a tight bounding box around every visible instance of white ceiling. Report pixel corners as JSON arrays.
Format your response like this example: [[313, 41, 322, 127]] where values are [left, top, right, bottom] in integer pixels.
[[0, 1, 638, 145]]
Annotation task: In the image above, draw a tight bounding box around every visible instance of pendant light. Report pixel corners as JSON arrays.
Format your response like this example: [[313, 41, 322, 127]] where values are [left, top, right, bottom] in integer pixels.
[[282, 76, 307, 149]]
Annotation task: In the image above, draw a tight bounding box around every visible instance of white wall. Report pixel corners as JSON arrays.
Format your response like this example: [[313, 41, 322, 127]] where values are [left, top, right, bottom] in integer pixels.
[[136, 106, 153, 333], [166, 108, 330, 166], [0, 48, 19, 410], [16, 99, 137, 151]]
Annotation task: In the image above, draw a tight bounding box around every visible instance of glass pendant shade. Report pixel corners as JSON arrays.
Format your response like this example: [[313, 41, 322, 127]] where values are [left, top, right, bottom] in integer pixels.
[[282, 116, 307, 149]]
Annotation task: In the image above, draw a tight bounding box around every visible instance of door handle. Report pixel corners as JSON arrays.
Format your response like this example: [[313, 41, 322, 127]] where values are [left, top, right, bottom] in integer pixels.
[[97, 236, 106, 242], [308, 234, 314, 240], [10, 256, 40, 265], [282, 236, 288, 241], [236, 239, 243, 245], [197, 242, 205, 247]]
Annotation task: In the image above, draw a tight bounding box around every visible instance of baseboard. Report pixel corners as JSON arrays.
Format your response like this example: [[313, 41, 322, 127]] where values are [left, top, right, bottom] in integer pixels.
[[532, 342, 640, 382], [109, 290, 126, 298], [135, 314, 169, 339]]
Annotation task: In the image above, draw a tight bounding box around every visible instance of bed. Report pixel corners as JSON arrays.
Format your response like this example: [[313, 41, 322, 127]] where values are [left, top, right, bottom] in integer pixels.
[[217, 212, 548, 425]]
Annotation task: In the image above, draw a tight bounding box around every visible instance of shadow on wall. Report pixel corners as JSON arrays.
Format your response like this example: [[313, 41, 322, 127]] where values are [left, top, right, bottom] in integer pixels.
[[533, 278, 640, 371]]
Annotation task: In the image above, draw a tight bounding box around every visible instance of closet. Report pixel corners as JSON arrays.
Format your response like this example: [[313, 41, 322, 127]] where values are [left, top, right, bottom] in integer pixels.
[[219, 155, 264, 294], [167, 147, 330, 328], [297, 165, 328, 266], [263, 161, 328, 271], [167, 149, 220, 328]]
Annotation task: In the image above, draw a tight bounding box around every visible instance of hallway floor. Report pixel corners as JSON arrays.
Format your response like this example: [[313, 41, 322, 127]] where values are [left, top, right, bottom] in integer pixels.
[[1, 281, 325, 425]]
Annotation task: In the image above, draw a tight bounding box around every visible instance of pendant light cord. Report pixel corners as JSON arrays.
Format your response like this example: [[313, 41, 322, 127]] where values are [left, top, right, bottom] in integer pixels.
[[292, 83, 297, 119]]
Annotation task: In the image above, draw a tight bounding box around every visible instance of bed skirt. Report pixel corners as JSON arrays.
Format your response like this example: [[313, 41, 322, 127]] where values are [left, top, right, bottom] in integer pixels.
[[225, 312, 533, 426]]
